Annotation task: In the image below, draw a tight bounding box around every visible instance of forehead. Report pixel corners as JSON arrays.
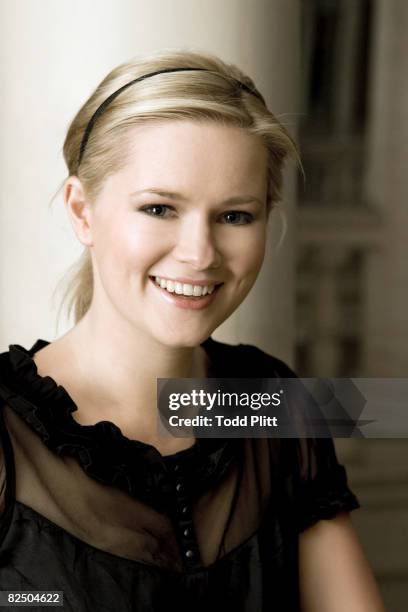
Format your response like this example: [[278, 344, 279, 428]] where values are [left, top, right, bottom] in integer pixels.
[[119, 120, 268, 192]]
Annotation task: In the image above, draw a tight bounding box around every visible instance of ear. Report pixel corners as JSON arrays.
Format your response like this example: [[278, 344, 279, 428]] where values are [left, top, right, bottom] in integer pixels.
[[63, 176, 94, 247]]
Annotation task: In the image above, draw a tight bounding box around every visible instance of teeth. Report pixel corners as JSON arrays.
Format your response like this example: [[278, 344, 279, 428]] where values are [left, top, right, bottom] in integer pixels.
[[154, 276, 218, 297], [183, 284, 194, 296]]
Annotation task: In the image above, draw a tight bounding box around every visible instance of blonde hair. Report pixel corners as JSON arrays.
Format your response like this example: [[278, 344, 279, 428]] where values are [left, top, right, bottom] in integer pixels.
[[55, 48, 300, 327]]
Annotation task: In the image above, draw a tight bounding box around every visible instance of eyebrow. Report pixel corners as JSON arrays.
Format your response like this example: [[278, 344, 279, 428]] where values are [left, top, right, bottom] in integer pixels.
[[129, 188, 263, 207]]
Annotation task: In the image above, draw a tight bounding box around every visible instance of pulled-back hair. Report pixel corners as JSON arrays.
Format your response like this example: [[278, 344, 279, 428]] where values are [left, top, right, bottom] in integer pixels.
[[55, 48, 299, 327]]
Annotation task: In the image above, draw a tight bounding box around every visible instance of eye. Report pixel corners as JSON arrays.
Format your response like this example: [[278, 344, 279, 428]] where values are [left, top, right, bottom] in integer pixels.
[[139, 204, 255, 225], [221, 211, 254, 225], [139, 204, 175, 218]]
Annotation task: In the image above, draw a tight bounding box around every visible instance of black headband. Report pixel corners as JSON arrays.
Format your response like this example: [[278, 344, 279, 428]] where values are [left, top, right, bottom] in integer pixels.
[[77, 66, 265, 167]]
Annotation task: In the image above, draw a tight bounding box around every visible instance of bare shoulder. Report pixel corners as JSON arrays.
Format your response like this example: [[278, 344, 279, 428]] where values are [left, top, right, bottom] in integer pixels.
[[32, 337, 78, 383]]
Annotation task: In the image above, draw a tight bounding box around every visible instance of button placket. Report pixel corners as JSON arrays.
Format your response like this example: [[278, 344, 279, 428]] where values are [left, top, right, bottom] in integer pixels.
[[167, 460, 202, 569]]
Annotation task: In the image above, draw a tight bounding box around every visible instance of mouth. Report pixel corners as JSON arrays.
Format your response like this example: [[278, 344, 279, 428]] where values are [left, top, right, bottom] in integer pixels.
[[148, 275, 224, 309], [149, 276, 223, 296]]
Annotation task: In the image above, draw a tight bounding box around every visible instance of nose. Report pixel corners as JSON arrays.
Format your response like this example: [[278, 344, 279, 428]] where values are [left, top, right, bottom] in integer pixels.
[[172, 214, 222, 270]]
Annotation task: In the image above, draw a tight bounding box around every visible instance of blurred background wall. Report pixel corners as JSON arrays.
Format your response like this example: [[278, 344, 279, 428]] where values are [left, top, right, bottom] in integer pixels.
[[0, 1, 407, 609], [296, 1, 408, 609]]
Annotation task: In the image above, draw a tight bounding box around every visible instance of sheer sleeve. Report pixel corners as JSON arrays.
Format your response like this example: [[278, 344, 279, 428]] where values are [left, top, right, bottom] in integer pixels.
[[0, 399, 15, 546], [242, 343, 361, 534], [0, 417, 5, 516], [287, 436, 360, 533]]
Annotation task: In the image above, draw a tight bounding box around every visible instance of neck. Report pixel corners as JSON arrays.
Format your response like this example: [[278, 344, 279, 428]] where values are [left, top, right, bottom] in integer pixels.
[[51, 303, 210, 441]]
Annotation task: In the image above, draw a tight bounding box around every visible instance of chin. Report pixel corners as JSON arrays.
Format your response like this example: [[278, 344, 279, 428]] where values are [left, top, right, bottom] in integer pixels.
[[155, 329, 211, 349]]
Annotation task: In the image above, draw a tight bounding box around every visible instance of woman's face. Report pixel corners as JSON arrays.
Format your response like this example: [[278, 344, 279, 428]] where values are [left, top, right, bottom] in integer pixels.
[[77, 120, 269, 347]]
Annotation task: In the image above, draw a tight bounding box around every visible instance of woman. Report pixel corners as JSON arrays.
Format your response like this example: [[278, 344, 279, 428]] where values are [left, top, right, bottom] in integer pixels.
[[0, 50, 385, 611]]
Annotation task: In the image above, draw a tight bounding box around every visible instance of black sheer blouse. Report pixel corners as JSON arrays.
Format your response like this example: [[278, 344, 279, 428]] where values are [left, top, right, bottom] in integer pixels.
[[0, 337, 360, 611]]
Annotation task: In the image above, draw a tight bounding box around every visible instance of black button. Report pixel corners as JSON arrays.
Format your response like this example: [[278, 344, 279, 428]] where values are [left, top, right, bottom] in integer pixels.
[[176, 483, 183, 493], [185, 550, 194, 558], [183, 527, 190, 537], [173, 463, 180, 472], [181, 506, 188, 514]]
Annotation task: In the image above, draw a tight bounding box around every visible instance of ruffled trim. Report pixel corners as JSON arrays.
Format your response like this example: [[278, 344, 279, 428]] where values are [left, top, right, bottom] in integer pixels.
[[295, 464, 361, 533], [0, 339, 238, 514]]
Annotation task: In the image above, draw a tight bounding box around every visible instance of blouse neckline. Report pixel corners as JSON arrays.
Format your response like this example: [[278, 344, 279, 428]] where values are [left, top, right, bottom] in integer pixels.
[[0, 337, 241, 512]]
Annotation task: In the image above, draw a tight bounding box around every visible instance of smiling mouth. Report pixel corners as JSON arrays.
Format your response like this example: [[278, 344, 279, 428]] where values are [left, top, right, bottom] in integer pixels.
[[148, 276, 224, 300]]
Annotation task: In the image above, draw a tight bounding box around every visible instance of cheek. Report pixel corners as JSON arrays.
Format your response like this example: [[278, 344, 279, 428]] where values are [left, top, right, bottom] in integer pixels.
[[95, 221, 165, 275], [231, 228, 267, 279]]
